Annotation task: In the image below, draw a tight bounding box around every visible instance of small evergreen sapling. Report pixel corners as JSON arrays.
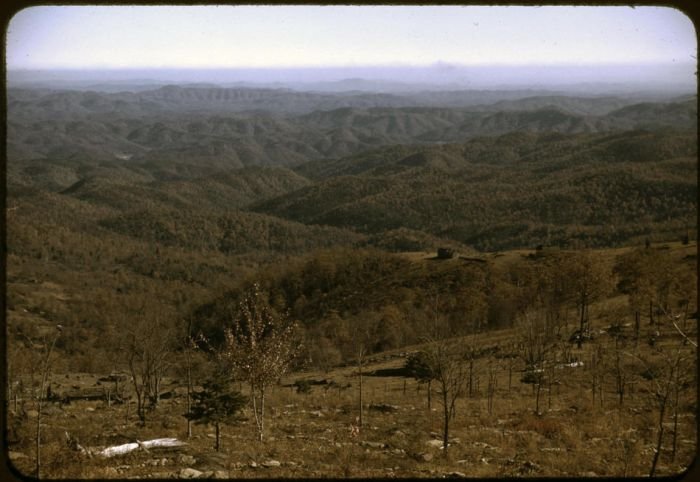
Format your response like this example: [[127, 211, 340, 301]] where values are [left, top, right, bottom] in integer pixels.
[[405, 351, 436, 409], [185, 373, 247, 451]]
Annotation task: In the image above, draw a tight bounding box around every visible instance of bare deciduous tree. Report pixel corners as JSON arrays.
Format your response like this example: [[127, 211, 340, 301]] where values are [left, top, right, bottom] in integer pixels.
[[518, 311, 556, 414], [624, 309, 694, 477], [32, 326, 62, 478], [123, 314, 176, 425], [420, 337, 468, 456], [563, 251, 610, 348], [219, 283, 300, 442]]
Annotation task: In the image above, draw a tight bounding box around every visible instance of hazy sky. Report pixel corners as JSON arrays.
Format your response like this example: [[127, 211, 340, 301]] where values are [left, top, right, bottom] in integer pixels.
[[6, 5, 697, 70]]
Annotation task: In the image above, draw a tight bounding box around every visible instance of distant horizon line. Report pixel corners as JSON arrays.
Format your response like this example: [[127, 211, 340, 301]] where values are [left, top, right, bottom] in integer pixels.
[[8, 60, 696, 72]]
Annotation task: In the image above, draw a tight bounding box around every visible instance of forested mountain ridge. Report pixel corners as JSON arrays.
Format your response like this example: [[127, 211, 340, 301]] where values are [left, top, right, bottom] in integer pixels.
[[9, 85, 676, 118], [7, 86, 695, 168], [254, 129, 697, 250]]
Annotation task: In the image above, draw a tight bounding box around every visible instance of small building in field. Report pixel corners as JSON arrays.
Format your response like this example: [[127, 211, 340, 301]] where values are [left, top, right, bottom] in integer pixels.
[[437, 247, 456, 259]]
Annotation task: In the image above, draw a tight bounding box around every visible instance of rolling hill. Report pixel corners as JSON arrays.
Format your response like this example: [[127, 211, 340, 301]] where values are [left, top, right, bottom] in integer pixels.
[[8, 86, 695, 168], [254, 129, 697, 250]]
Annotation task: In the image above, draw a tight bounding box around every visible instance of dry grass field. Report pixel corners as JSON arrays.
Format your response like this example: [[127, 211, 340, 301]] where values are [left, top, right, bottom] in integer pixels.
[[5, 311, 697, 479]]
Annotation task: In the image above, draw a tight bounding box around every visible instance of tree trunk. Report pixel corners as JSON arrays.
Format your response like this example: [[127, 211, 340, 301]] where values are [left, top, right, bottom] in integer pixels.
[[358, 357, 364, 429], [592, 374, 596, 405], [35, 405, 41, 478], [508, 358, 513, 393], [186, 352, 192, 439], [468, 359, 474, 398], [36, 333, 58, 478], [442, 389, 449, 455], [215, 422, 221, 451], [671, 378, 680, 461], [260, 390, 265, 442], [650, 397, 667, 477], [427, 380, 431, 410], [251, 385, 266, 442], [578, 299, 586, 349]]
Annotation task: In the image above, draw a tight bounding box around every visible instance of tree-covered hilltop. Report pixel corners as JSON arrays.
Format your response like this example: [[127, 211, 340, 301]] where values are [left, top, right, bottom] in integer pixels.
[[190, 243, 696, 369], [256, 129, 697, 250], [7, 86, 695, 166]]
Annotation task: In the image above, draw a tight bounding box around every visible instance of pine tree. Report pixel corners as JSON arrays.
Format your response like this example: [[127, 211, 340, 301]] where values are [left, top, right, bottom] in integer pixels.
[[185, 372, 247, 451], [405, 351, 436, 409]]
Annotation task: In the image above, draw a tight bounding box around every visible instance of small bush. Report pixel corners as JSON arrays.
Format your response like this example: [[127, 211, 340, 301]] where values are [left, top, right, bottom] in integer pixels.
[[294, 379, 312, 394], [516, 415, 563, 440]]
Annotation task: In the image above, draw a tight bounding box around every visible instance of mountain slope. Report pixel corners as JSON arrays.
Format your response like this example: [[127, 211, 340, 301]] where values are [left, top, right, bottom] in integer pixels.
[[254, 129, 697, 250]]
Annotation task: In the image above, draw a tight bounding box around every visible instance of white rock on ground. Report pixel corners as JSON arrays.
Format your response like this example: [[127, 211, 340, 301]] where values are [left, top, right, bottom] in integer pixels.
[[179, 467, 203, 479], [426, 439, 445, 448]]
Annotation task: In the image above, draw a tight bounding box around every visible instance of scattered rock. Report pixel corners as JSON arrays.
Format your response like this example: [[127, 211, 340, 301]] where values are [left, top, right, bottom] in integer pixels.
[[472, 441, 493, 449], [212, 470, 228, 479], [177, 454, 197, 465], [582, 471, 598, 477], [540, 447, 564, 452], [151, 471, 174, 479], [426, 439, 445, 448], [249, 461, 258, 469], [179, 468, 202, 479], [8, 451, 27, 460], [262, 460, 281, 468], [309, 410, 324, 418], [445, 471, 467, 478], [414, 452, 433, 462], [361, 441, 387, 449]]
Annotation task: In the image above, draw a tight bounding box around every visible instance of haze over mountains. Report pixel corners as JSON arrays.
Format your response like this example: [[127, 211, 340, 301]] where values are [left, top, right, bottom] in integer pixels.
[[7, 80, 696, 167], [8, 62, 695, 92]]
